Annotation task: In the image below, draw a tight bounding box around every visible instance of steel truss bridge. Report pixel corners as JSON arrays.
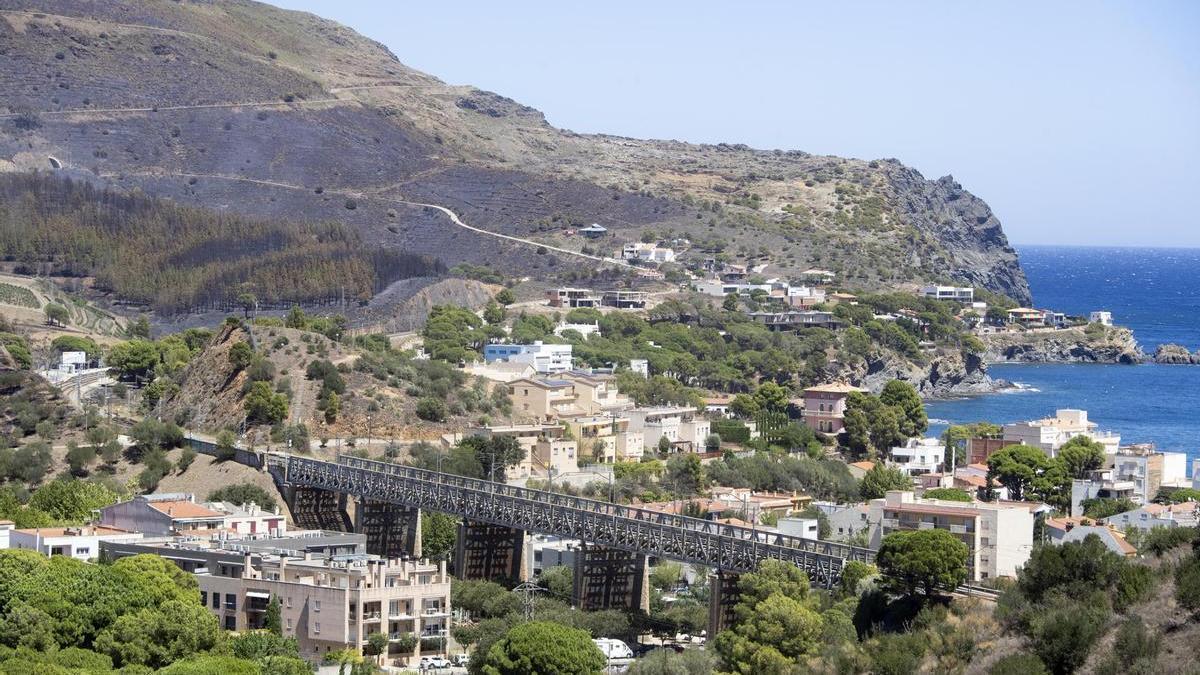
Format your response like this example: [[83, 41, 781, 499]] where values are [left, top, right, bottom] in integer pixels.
[[267, 452, 874, 585]]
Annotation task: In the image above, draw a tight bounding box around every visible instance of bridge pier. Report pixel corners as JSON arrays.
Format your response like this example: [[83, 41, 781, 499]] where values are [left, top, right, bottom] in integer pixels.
[[279, 485, 353, 532], [454, 520, 528, 584], [571, 543, 649, 612], [707, 570, 741, 639], [354, 498, 422, 559]]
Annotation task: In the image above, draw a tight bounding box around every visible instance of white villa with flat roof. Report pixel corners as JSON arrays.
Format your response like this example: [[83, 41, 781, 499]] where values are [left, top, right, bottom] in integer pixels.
[[1003, 409, 1120, 457]]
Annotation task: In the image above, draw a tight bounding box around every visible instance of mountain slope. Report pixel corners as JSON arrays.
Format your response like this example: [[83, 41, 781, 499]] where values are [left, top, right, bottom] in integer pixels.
[[0, 0, 1031, 305]]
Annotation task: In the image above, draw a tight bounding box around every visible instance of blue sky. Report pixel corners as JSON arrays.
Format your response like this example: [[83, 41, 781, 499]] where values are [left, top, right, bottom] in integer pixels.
[[272, 1, 1199, 247]]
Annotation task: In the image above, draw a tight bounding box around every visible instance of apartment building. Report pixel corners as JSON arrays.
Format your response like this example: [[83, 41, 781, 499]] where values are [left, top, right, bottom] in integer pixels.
[[888, 437, 945, 476], [561, 372, 632, 414], [1112, 445, 1189, 503], [100, 493, 287, 536], [869, 491, 1034, 581], [483, 342, 573, 374], [509, 378, 585, 422], [468, 424, 579, 479], [102, 531, 451, 667], [801, 383, 866, 434], [1002, 409, 1121, 457], [625, 406, 710, 453]]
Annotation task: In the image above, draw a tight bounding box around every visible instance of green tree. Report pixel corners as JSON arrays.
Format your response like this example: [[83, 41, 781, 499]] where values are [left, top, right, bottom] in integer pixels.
[[752, 382, 789, 413], [245, 381, 287, 425], [215, 430, 238, 461], [665, 453, 706, 495], [728, 394, 759, 420], [94, 599, 222, 669], [1028, 594, 1110, 675], [208, 483, 278, 512], [1081, 497, 1137, 520], [923, 487, 972, 502], [107, 340, 160, 380], [1056, 436, 1105, 479], [237, 292, 257, 319], [879, 380, 927, 437], [324, 390, 340, 424], [540, 565, 575, 600], [421, 511, 459, 560], [859, 462, 911, 500], [876, 529, 968, 598], [986, 444, 1052, 501], [263, 599, 284, 637], [869, 406, 905, 453], [364, 631, 389, 661], [722, 293, 740, 312], [483, 299, 506, 325], [1158, 487, 1200, 504], [415, 396, 447, 422], [495, 288, 516, 306], [43, 303, 69, 327], [480, 621, 605, 675], [228, 341, 254, 370]]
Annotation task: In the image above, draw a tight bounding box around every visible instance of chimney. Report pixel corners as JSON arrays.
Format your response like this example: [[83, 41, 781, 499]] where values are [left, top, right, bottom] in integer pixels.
[[242, 552, 253, 579]]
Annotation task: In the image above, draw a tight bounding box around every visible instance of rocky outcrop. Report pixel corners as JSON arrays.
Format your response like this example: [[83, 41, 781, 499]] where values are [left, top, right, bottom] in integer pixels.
[[980, 326, 1144, 364], [832, 348, 1003, 399], [1153, 343, 1200, 365]]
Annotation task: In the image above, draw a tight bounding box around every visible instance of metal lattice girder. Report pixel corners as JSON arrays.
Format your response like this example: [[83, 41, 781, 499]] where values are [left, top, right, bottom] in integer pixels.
[[267, 452, 874, 584]]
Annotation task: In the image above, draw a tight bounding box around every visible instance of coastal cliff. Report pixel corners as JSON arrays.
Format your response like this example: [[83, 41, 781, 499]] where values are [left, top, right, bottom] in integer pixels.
[[979, 326, 1143, 364]]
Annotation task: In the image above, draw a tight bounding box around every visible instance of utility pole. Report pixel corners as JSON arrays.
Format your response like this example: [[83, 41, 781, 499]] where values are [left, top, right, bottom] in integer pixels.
[[512, 580, 543, 622]]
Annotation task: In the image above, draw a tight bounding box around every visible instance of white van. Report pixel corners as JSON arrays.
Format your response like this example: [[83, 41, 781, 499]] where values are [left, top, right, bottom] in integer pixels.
[[593, 638, 634, 661]]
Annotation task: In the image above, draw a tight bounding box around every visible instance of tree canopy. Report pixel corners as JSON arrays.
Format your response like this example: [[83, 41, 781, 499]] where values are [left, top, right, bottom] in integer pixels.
[[479, 621, 605, 675], [876, 529, 969, 598]]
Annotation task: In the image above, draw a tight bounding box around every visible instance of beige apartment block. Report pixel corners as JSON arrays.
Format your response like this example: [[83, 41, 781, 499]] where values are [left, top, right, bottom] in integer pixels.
[[869, 491, 1033, 581], [102, 532, 450, 667]]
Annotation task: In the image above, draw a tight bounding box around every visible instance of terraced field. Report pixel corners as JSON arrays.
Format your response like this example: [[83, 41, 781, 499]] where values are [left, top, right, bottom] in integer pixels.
[[0, 282, 39, 308]]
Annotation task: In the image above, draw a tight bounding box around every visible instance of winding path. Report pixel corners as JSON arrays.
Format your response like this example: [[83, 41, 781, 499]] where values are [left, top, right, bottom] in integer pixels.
[[97, 170, 637, 271]]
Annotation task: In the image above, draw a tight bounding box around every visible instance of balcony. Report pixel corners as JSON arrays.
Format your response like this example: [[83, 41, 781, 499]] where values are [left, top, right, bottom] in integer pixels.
[[917, 522, 936, 530], [881, 518, 899, 529], [949, 524, 968, 534]]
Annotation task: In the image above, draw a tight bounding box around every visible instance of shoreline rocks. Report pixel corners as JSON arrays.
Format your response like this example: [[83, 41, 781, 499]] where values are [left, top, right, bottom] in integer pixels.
[[1153, 343, 1200, 365]]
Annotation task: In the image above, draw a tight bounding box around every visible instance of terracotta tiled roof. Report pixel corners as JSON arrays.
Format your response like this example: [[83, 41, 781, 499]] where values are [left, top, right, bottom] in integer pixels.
[[147, 500, 224, 519]]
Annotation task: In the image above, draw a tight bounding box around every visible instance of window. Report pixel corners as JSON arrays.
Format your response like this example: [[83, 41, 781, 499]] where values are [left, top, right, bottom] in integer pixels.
[[76, 547, 90, 556], [314, 622, 321, 634], [314, 600, 321, 612], [286, 618, 293, 631], [286, 596, 292, 608], [224, 615, 237, 630], [225, 593, 237, 610], [212, 592, 220, 609], [201, 591, 208, 606]]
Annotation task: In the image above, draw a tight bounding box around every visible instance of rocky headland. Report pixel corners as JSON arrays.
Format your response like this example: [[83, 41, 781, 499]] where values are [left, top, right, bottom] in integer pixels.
[[979, 325, 1143, 365]]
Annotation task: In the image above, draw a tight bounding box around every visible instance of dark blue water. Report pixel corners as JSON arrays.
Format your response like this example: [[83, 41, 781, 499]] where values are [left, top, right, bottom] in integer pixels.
[[928, 246, 1200, 458]]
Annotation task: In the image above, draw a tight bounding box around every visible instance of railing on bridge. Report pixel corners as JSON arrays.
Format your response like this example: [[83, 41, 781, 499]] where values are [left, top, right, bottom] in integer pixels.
[[266, 452, 874, 584]]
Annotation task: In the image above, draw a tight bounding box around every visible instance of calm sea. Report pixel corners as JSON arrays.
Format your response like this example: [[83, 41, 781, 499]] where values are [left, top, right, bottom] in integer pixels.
[[927, 245, 1200, 459]]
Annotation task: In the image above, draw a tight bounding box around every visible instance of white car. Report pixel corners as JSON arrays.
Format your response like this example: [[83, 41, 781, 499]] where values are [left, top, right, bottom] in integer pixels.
[[419, 655, 451, 669]]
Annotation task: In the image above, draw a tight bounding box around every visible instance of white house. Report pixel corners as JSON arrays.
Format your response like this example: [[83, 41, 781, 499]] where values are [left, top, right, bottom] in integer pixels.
[[554, 322, 601, 339], [888, 437, 945, 476], [921, 286, 974, 302], [1089, 311, 1113, 326], [622, 242, 675, 264], [9, 525, 143, 560], [628, 359, 649, 378], [484, 342, 573, 374]]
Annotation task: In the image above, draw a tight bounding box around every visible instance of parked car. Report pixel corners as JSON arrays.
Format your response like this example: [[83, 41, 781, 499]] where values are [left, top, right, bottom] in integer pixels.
[[419, 655, 451, 669], [451, 653, 470, 667]]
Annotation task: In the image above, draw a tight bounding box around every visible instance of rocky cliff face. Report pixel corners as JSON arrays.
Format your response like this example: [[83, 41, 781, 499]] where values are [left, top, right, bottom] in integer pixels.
[[0, 0, 1031, 309], [832, 348, 999, 399], [1153, 343, 1200, 365], [980, 326, 1144, 364]]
